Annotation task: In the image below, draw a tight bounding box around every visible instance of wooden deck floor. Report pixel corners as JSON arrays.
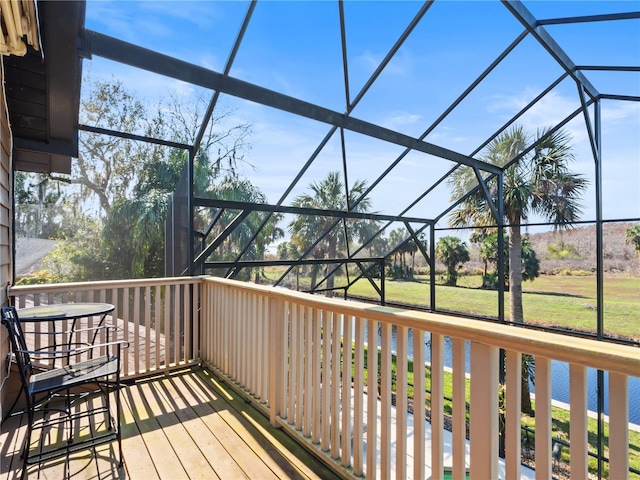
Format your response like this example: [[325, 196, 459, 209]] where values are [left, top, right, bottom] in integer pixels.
[[1, 368, 342, 480]]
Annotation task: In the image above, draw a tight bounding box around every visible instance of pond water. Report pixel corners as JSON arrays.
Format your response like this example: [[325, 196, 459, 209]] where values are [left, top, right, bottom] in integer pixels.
[[364, 324, 640, 424]]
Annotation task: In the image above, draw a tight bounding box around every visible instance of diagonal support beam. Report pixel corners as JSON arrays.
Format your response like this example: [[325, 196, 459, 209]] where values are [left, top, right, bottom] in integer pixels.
[[538, 11, 640, 25], [473, 166, 500, 223], [502, 1, 599, 100], [404, 222, 431, 265], [193, 210, 250, 269], [82, 29, 500, 176]]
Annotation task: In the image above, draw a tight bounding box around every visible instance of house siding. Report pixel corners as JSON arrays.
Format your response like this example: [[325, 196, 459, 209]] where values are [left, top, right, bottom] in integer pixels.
[[0, 59, 13, 410]]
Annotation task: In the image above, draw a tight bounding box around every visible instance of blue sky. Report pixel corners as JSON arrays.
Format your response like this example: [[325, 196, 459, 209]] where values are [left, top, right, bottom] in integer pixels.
[[83, 1, 640, 235]]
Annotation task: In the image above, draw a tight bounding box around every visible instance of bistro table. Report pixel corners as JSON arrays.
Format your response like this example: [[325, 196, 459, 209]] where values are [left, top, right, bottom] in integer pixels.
[[16, 303, 116, 364], [17, 302, 115, 323]]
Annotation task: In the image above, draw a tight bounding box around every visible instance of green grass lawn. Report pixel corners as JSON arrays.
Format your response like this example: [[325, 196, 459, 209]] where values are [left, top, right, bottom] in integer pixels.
[[342, 274, 640, 341]]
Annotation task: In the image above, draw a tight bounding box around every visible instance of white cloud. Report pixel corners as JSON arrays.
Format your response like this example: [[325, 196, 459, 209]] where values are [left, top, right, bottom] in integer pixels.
[[487, 89, 577, 128], [485, 89, 593, 145], [138, 2, 222, 31], [380, 111, 423, 131], [600, 101, 640, 123], [355, 48, 412, 77]]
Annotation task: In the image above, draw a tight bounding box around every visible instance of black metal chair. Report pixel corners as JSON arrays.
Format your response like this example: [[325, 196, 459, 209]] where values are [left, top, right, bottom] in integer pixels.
[[1, 305, 127, 477]]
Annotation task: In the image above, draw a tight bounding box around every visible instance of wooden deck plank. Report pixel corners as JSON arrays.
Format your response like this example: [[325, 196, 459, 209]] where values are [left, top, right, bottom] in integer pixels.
[[152, 375, 250, 478], [2, 368, 342, 480], [1, 413, 27, 479], [120, 384, 160, 480], [193, 369, 340, 480], [37, 408, 101, 480], [140, 379, 220, 479], [186, 371, 309, 479], [123, 378, 191, 479]]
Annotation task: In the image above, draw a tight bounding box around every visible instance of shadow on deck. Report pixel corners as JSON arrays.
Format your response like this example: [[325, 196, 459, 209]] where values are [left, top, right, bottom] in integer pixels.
[[1, 367, 342, 480]]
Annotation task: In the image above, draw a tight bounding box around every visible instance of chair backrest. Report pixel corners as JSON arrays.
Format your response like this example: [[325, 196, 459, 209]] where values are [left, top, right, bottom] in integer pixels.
[[1, 306, 33, 387]]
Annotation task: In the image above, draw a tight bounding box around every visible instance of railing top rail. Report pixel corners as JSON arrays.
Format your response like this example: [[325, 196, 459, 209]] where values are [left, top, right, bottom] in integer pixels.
[[8, 276, 203, 295], [203, 276, 640, 378]]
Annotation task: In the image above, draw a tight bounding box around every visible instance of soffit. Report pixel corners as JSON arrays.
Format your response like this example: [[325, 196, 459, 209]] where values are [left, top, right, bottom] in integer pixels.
[[3, 0, 85, 174]]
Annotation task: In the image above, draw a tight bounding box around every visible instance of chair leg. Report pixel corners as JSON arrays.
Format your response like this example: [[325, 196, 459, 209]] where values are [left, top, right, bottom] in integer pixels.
[[21, 397, 34, 462], [66, 387, 74, 444], [116, 377, 124, 468], [20, 396, 35, 480], [105, 383, 113, 430]]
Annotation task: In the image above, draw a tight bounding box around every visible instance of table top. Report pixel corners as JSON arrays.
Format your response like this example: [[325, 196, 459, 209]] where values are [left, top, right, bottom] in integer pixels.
[[17, 303, 115, 321]]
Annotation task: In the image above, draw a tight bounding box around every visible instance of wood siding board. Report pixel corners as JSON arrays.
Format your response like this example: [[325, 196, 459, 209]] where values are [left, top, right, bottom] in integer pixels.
[[1, 63, 12, 413]]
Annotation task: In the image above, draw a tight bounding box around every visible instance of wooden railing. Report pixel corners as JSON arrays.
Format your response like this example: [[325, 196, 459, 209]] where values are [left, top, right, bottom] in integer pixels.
[[200, 276, 639, 480], [8, 277, 201, 378], [7, 276, 639, 479]]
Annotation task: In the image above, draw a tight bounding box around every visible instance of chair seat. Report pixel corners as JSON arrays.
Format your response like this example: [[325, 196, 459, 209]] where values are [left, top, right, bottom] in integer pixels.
[[29, 354, 119, 395]]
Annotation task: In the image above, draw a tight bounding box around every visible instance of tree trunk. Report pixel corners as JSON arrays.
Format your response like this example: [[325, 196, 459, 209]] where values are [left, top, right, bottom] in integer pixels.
[[509, 222, 533, 414], [310, 267, 318, 292], [508, 224, 524, 323], [326, 235, 337, 296]]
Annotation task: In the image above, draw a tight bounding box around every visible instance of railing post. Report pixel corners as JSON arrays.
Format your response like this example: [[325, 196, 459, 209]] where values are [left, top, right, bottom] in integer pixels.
[[470, 341, 498, 480]]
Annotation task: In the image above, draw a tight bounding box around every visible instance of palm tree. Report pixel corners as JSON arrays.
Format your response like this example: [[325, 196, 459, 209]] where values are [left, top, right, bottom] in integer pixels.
[[449, 125, 587, 322], [206, 176, 284, 281], [448, 125, 588, 414], [435, 236, 470, 286], [626, 225, 640, 254], [289, 171, 375, 294]]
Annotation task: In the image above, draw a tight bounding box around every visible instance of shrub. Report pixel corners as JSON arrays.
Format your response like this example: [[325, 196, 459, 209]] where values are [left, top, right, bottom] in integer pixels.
[[547, 241, 581, 260]]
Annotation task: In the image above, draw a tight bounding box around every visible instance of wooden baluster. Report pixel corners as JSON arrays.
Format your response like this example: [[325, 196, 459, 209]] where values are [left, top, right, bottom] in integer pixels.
[[396, 325, 408, 480], [330, 311, 340, 459], [608, 372, 629, 480], [451, 337, 467, 480], [413, 329, 426, 480], [288, 303, 297, 425], [470, 342, 498, 480], [366, 319, 379, 480], [535, 356, 552, 480], [380, 322, 392, 480], [570, 364, 588, 480], [506, 349, 522, 480], [341, 314, 352, 466], [154, 285, 161, 371], [431, 332, 444, 480], [303, 305, 313, 437], [312, 307, 321, 444], [353, 316, 365, 475]]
